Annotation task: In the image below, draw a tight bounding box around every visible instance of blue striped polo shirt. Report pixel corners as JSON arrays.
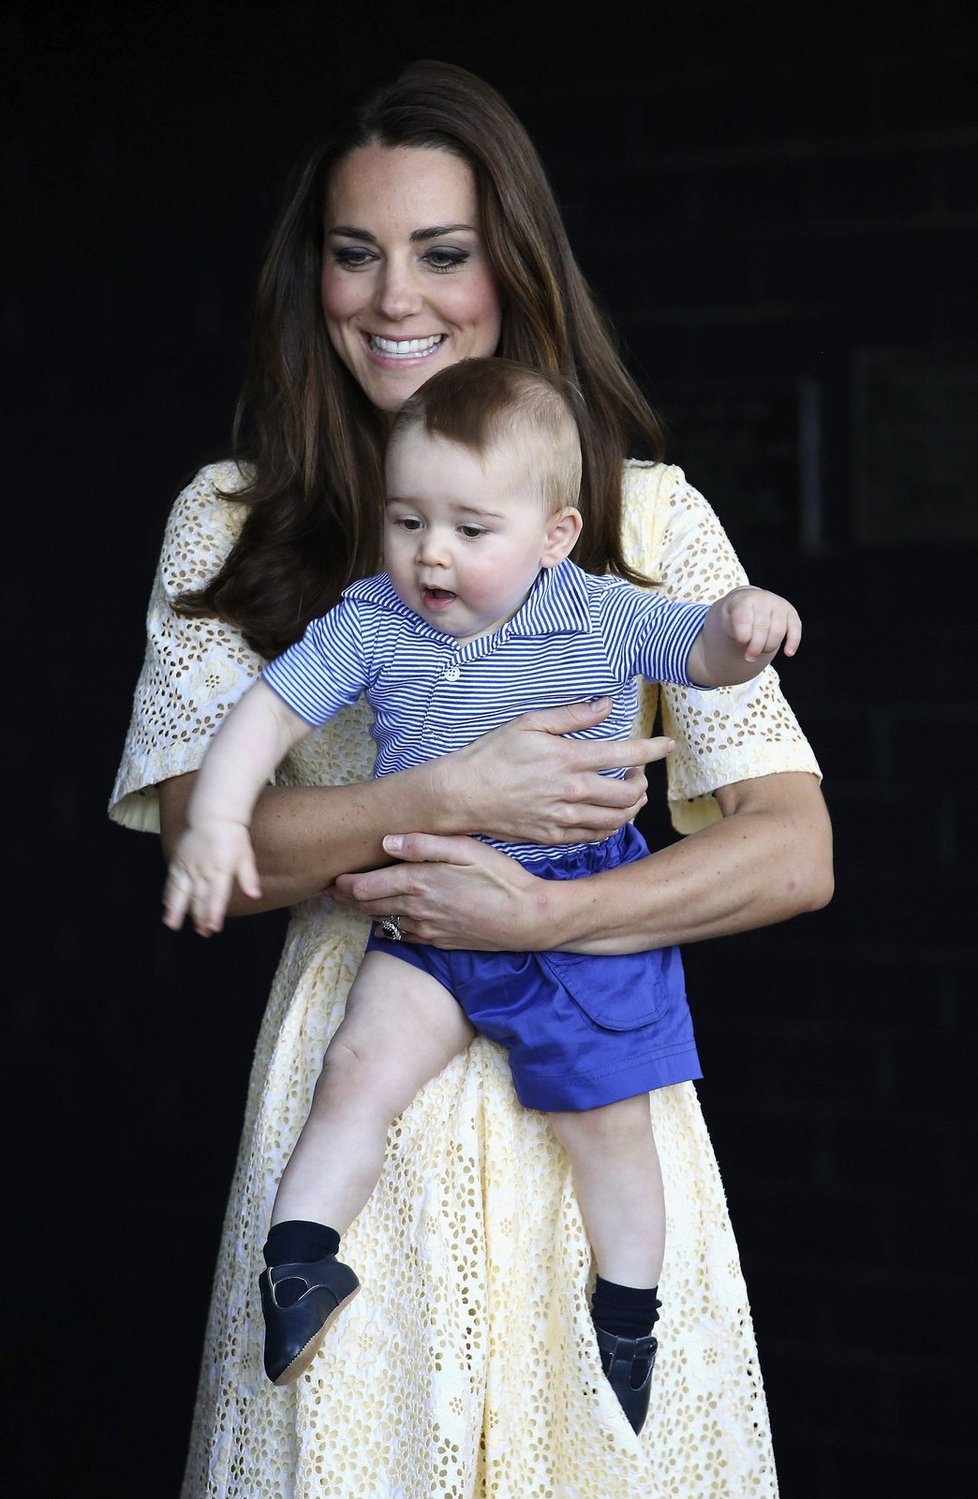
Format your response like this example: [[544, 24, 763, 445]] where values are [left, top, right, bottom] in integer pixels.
[[262, 559, 709, 864]]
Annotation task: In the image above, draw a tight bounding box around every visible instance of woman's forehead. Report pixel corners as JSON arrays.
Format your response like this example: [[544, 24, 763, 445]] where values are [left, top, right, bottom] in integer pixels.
[[325, 143, 478, 226]]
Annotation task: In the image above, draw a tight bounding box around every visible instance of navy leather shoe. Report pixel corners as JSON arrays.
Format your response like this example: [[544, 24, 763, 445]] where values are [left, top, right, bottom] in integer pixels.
[[258, 1253, 360, 1385], [594, 1325, 657, 1434]]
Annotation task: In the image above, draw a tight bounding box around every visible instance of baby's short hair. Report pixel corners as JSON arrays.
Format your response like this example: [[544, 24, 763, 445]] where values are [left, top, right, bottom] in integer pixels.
[[390, 357, 583, 513]]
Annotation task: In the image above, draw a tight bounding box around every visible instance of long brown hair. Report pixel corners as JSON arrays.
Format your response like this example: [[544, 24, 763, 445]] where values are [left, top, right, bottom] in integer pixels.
[[179, 60, 665, 659]]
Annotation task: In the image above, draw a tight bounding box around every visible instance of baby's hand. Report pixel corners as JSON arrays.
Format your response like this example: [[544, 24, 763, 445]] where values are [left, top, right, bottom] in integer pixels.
[[720, 586, 802, 663], [162, 819, 261, 936]]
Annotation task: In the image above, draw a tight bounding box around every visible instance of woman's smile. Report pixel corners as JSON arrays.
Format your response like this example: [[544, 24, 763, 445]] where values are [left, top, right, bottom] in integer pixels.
[[365, 332, 446, 361]]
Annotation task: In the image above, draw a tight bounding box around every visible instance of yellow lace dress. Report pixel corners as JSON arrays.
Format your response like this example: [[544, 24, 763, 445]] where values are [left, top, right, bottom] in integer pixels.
[[110, 459, 820, 1499]]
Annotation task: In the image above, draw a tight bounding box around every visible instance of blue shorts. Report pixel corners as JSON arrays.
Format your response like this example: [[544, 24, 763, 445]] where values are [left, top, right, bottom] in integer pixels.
[[365, 824, 702, 1112]]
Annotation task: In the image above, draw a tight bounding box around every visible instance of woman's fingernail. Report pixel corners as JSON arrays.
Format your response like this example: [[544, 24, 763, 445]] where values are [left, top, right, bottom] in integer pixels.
[[383, 835, 403, 853]]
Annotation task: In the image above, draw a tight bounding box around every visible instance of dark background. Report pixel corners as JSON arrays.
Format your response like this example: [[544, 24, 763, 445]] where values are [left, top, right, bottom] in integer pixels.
[[5, 1, 977, 1495]]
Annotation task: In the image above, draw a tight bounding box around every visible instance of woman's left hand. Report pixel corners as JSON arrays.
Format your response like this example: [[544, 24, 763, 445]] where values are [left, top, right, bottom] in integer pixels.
[[327, 833, 547, 950]]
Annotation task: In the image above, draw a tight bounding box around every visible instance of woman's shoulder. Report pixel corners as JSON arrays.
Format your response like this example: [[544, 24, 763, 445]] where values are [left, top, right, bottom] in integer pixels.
[[168, 457, 253, 528], [621, 459, 745, 597], [159, 458, 255, 592], [622, 459, 712, 516], [621, 460, 713, 581]]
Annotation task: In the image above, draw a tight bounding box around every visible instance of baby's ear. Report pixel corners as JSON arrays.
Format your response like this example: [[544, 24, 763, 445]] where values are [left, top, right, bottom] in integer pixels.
[[540, 506, 583, 568]]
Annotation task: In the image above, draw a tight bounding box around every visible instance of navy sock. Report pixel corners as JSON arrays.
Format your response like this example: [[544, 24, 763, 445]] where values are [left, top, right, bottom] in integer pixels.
[[591, 1276, 661, 1341], [263, 1221, 340, 1305], [263, 1219, 340, 1266]]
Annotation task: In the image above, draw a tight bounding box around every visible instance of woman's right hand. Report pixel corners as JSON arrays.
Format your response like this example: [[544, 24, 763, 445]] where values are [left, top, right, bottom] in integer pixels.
[[436, 697, 673, 846]]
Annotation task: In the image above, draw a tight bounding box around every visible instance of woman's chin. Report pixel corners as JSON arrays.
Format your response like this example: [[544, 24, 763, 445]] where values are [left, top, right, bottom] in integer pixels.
[[358, 349, 451, 411]]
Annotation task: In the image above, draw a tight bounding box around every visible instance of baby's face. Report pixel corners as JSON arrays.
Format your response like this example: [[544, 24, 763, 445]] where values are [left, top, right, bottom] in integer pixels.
[[383, 428, 564, 644]]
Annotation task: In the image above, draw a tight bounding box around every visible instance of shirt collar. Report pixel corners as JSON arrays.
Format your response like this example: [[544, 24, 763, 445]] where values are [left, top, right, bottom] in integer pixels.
[[342, 571, 415, 617], [341, 560, 593, 644], [502, 559, 593, 640]]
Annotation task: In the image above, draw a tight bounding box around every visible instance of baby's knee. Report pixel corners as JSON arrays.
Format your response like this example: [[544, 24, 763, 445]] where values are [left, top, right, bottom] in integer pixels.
[[313, 1032, 422, 1122], [311, 1033, 382, 1104], [549, 1095, 651, 1151]]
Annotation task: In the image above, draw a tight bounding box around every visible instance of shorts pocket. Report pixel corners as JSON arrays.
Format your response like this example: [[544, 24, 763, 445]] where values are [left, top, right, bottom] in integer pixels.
[[539, 949, 670, 1031]]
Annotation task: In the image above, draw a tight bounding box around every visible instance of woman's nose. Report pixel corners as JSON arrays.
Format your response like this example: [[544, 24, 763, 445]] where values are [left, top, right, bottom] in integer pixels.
[[374, 258, 423, 321]]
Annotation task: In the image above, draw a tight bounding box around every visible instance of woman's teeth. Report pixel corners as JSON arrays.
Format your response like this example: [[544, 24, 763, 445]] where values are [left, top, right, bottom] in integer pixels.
[[369, 334, 443, 358]]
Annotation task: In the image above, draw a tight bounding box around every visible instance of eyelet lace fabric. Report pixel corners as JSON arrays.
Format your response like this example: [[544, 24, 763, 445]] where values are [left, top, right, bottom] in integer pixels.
[[110, 460, 819, 1498]]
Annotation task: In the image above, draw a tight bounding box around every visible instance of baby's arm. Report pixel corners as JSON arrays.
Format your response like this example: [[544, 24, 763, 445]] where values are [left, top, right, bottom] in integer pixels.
[[162, 680, 310, 936], [685, 586, 802, 688]]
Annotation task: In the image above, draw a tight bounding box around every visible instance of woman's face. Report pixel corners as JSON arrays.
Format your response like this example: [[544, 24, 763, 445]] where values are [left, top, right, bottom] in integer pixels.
[[321, 144, 503, 414]]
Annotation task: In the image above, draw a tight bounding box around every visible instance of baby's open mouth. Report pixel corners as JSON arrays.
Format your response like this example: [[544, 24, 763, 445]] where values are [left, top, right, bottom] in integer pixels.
[[423, 587, 457, 605]]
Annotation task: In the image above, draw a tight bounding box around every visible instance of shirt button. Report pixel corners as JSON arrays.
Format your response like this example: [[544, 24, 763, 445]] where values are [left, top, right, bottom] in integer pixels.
[[443, 665, 461, 682]]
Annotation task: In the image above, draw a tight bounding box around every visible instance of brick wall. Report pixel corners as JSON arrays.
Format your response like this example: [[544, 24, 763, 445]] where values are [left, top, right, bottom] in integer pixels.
[[599, 7, 978, 1489]]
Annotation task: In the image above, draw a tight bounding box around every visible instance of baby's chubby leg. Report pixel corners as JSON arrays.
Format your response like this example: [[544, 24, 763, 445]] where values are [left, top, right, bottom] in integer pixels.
[[548, 1093, 664, 1289], [271, 951, 475, 1234], [550, 1094, 664, 1433]]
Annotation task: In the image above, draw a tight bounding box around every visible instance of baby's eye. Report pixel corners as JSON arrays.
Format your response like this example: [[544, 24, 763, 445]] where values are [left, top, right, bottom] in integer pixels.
[[396, 516, 423, 532], [458, 524, 486, 539]]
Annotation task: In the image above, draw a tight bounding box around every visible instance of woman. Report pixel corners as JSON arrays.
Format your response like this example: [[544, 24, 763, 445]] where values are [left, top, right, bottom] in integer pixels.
[[111, 60, 832, 1498]]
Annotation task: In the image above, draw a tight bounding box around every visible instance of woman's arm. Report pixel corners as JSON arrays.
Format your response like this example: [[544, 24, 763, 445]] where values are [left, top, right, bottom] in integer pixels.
[[327, 770, 833, 952], [159, 700, 674, 916]]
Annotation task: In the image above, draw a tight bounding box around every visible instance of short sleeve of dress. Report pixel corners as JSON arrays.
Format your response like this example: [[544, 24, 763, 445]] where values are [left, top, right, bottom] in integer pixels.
[[621, 461, 822, 834], [108, 462, 265, 833]]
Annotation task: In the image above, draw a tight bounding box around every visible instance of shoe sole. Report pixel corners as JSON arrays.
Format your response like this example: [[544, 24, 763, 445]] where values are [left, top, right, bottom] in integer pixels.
[[272, 1283, 361, 1386]]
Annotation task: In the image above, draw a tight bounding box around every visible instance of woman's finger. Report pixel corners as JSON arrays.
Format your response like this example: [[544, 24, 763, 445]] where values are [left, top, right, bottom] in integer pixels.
[[330, 833, 541, 950], [559, 731, 674, 775], [331, 834, 476, 910]]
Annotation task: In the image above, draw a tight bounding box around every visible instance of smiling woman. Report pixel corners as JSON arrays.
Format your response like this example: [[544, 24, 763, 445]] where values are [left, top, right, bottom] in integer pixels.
[[110, 58, 829, 1499], [322, 145, 503, 414]]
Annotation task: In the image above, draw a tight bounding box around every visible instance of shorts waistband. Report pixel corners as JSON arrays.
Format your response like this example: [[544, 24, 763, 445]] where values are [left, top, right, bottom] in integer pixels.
[[522, 822, 648, 882]]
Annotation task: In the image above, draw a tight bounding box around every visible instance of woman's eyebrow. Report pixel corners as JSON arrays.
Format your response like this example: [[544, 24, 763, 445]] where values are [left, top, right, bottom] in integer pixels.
[[328, 225, 378, 242], [327, 224, 476, 242], [410, 224, 476, 241]]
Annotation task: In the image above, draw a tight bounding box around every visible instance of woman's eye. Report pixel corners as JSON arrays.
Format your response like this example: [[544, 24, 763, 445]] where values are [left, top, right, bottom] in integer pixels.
[[423, 247, 469, 272], [332, 247, 375, 269]]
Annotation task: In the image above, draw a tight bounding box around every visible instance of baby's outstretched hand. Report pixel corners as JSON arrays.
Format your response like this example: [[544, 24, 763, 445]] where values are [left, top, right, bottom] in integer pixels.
[[719, 586, 802, 663], [162, 820, 262, 937]]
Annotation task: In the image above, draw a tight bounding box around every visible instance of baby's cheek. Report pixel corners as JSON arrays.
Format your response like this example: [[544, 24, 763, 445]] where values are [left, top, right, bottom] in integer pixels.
[[467, 572, 498, 608]]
